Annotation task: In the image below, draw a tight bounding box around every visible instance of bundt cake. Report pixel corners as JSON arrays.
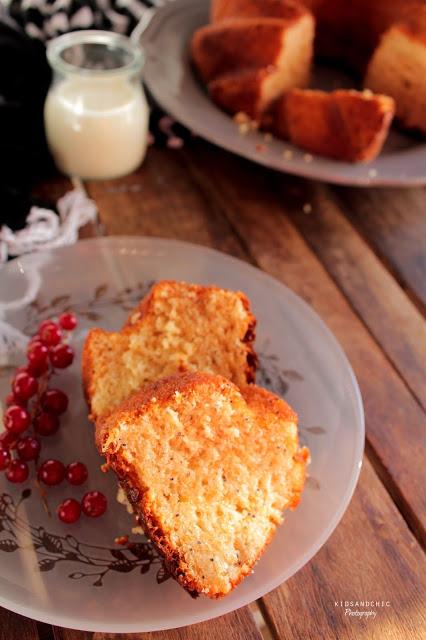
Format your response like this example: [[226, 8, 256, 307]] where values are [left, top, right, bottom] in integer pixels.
[[96, 371, 309, 598], [82, 281, 257, 420], [264, 88, 395, 162], [211, 0, 426, 73], [365, 6, 426, 134], [193, 0, 424, 161]]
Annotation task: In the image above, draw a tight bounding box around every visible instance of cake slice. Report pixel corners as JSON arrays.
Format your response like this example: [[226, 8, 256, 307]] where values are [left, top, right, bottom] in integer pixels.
[[96, 371, 309, 598], [191, 13, 314, 85], [82, 281, 257, 420], [265, 88, 395, 161], [208, 66, 305, 120], [364, 6, 426, 134]]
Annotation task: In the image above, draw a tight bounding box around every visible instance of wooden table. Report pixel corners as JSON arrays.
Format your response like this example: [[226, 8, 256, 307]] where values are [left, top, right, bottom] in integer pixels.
[[2, 140, 426, 639]]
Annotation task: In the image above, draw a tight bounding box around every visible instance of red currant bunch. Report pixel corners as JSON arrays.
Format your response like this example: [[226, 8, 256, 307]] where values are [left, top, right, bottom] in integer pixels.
[[1, 312, 108, 524]]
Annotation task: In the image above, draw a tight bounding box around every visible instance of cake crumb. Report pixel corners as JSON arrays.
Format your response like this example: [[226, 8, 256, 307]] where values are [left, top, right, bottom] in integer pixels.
[[303, 153, 313, 163], [238, 122, 250, 135], [256, 143, 268, 153], [114, 535, 129, 545], [282, 149, 293, 160], [303, 203, 312, 214], [234, 111, 250, 125], [263, 132, 273, 142], [368, 168, 378, 177]]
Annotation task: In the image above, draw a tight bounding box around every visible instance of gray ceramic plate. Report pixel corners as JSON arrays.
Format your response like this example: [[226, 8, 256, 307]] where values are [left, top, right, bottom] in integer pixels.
[[141, 0, 426, 186], [0, 237, 364, 631]]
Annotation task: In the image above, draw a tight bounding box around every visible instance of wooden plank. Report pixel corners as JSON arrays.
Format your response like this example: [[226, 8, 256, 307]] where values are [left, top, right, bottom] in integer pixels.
[[182, 142, 426, 546], [261, 458, 426, 640], [334, 186, 426, 311], [85, 147, 248, 260], [93, 608, 262, 640], [53, 627, 92, 640], [274, 179, 426, 410], [0, 608, 40, 640]]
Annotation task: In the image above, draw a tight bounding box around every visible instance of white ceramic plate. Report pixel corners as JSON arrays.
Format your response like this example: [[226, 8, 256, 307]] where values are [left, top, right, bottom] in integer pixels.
[[141, 0, 426, 187], [0, 237, 364, 632]]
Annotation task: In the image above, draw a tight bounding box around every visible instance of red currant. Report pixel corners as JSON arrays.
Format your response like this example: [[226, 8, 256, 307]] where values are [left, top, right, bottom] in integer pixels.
[[38, 459, 65, 486], [0, 431, 18, 449], [59, 312, 77, 331], [0, 447, 11, 470], [4, 405, 31, 434], [40, 389, 68, 415], [27, 342, 49, 376], [27, 339, 46, 357], [34, 412, 60, 436], [12, 372, 38, 402], [27, 358, 50, 377], [17, 436, 41, 461], [57, 498, 81, 523], [66, 462, 88, 486], [81, 491, 107, 518], [38, 321, 62, 346], [6, 459, 29, 483], [37, 320, 53, 334], [49, 344, 74, 369]]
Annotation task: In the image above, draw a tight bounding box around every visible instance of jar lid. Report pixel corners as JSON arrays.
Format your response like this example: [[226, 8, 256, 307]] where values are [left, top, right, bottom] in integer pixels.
[[47, 30, 144, 78]]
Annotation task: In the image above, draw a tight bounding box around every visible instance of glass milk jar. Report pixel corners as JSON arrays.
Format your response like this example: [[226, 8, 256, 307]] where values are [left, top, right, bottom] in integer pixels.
[[44, 30, 149, 180]]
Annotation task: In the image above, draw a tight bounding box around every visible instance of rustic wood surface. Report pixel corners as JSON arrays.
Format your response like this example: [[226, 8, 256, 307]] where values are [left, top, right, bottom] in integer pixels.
[[2, 141, 425, 640]]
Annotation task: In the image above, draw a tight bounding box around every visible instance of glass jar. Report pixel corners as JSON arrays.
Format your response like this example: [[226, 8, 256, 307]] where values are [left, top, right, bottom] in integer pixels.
[[44, 30, 149, 180]]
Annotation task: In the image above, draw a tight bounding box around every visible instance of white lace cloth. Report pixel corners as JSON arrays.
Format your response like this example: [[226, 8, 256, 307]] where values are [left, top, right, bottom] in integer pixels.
[[0, 188, 97, 263], [0, 188, 97, 366]]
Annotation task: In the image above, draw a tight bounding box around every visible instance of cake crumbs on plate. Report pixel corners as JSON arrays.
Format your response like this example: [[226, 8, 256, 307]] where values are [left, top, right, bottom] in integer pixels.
[[303, 153, 313, 163], [238, 122, 251, 135], [282, 149, 293, 160], [256, 143, 268, 153], [263, 132, 273, 142], [368, 168, 378, 177], [303, 203, 312, 214], [234, 111, 250, 125]]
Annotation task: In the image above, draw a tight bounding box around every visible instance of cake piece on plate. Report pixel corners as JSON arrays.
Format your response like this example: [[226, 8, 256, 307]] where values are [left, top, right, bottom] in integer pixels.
[[96, 371, 310, 598], [364, 6, 426, 134], [82, 281, 257, 420], [264, 88, 395, 162]]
